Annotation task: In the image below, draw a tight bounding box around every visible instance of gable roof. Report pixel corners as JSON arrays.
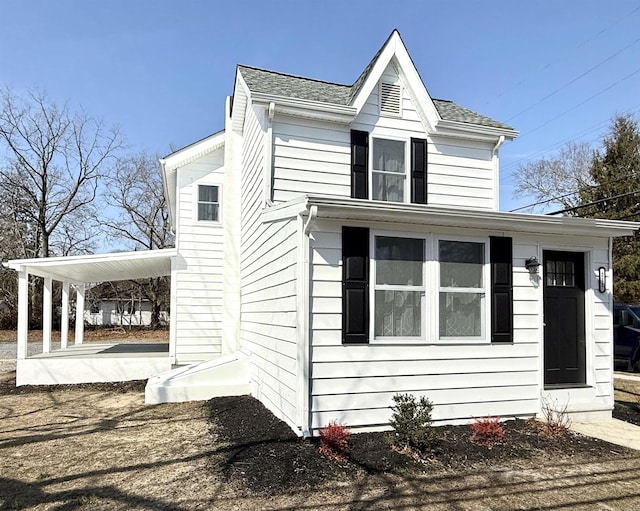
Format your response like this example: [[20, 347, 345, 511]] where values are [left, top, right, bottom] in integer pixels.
[[237, 30, 513, 132]]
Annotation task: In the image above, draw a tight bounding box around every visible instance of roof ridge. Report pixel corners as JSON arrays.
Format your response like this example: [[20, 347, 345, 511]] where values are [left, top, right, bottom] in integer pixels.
[[237, 64, 351, 89]]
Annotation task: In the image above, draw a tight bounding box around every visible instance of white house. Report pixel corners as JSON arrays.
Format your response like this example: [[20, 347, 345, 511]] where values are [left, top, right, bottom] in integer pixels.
[[8, 31, 638, 436]]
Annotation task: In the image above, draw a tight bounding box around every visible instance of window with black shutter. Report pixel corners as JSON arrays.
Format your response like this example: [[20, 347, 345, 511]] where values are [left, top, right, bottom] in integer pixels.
[[410, 138, 427, 204], [490, 236, 513, 343], [350, 131, 368, 199], [342, 226, 369, 344]]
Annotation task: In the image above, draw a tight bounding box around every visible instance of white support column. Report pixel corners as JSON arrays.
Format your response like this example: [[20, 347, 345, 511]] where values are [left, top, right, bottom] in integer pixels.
[[75, 284, 85, 345], [61, 281, 69, 349], [17, 269, 29, 360], [42, 277, 52, 353]]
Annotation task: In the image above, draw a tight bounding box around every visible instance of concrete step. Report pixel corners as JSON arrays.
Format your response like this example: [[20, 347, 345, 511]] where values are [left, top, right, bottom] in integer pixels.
[[145, 352, 250, 404]]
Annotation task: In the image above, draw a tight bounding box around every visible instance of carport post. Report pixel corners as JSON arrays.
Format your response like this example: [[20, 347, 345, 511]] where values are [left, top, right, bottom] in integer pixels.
[[61, 281, 69, 349], [42, 277, 52, 353], [16, 269, 29, 360], [75, 284, 85, 345]]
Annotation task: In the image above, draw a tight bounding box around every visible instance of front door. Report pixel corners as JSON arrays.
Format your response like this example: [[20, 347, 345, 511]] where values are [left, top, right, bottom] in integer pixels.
[[543, 250, 586, 386]]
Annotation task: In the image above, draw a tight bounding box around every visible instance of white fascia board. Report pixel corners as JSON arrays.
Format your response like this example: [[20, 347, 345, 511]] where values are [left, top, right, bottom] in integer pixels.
[[262, 195, 639, 238], [231, 74, 251, 133], [159, 157, 177, 227], [160, 131, 225, 228], [435, 119, 519, 140], [251, 92, 356, 124], [350, 34, 397, 113], [162, 131, 226, 171], [7, 249, 178, 283], [351, 32, 440, 130]]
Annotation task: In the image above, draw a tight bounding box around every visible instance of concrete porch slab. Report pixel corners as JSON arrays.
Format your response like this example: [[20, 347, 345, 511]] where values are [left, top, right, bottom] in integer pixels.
[[16, 343, 171, 386], [571, 419, 640, 451]]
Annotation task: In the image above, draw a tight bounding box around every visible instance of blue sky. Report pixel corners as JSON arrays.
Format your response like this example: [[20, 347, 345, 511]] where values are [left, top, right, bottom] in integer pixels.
[[1, 0, 639, 213]]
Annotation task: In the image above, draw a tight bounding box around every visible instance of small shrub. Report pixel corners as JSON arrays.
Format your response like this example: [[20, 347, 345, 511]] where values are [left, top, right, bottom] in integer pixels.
[[470, 416, 506, 448], [388, 393, 436, 453], [319, 420, 351, 462], [540, 395, 572, 438]]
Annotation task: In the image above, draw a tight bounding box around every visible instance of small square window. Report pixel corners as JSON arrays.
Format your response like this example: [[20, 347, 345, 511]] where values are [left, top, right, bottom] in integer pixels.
[[198, 185, 220, 222]]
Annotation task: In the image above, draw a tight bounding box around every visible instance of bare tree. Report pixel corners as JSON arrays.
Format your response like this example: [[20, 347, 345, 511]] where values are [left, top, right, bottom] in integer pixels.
[[0, 88, 124, 258], [103, 152, 174, 328], [512, 141, 594, 212], [103, 152, 174, 251]]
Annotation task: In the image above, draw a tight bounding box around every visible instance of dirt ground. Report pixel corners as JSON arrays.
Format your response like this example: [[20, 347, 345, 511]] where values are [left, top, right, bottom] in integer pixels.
[[0, 328, 169, 343], [1, 374, 640, 510]]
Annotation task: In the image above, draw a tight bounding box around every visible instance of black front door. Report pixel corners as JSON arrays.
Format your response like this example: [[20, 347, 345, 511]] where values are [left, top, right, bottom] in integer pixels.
[[543, 250, 586, 386]]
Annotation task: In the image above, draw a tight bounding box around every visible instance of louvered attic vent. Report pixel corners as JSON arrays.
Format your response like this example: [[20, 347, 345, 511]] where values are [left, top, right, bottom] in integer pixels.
[[379, 82, 402, 115]]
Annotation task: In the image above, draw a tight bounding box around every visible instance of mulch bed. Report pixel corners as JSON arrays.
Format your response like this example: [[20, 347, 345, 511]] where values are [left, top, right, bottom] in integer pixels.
[[614, 401, 640, 426], [206, 395, 631, 496]]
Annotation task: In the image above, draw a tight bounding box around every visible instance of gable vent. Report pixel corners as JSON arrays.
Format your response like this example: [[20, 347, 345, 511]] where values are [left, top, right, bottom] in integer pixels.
[[379, 82, 402, 116]]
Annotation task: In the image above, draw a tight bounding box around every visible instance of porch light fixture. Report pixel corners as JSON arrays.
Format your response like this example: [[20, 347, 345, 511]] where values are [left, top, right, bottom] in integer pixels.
[[598, 266, 607, 293], [525, 257, 541, 275]]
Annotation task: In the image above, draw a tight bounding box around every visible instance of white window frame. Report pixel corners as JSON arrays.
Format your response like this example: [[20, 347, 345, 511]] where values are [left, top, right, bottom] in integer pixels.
[[369, 135, 410, 204], [369, 230, 429, 344], [435, 235, 491, 343], [195, 183, 222, 224]]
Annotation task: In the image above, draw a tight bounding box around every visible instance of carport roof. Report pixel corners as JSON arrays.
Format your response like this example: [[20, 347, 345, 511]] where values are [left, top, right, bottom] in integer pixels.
[[6, 249, 176, 284]]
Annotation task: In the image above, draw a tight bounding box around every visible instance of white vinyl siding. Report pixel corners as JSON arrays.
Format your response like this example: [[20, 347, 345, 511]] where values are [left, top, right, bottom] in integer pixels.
[[173, 148, 225, 364], [353, 62, 497, 210], [271, 117, 351, 202], [308, 220, 613, 432], [269, 62, 497, 209], [240, 104, 300, 431]]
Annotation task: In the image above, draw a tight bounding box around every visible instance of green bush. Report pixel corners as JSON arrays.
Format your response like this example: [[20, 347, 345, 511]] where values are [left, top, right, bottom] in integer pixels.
[[388, 393, 436, 453]]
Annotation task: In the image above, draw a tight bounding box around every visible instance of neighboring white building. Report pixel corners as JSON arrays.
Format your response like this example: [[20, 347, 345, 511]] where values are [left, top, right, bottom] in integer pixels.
[[9, 30, 639, 436]]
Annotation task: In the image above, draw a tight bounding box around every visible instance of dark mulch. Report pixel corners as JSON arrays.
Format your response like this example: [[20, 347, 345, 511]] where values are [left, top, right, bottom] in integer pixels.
[[206, 395, 630, 496], [614, 401, 640, 426], [0, 372, 147, 395]]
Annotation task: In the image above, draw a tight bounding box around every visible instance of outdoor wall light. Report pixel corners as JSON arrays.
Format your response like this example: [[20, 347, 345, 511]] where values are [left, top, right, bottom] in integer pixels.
[[525, 257, 541, 275], [598, 266, 607, 293]]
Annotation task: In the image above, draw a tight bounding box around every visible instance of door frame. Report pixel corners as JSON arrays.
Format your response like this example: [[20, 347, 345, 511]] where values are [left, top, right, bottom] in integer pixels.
[[536, 243, 594, 392]]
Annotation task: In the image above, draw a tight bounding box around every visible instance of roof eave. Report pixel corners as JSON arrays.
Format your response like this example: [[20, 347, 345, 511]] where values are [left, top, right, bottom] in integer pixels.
[[251, 92, 356, 123], [435, 119, 519, 140], [263, 195, 638, 238]]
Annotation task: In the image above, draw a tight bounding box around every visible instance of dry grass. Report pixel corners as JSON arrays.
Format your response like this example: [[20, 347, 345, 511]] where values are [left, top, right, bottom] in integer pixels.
[[1, 373, 640, 510], [0, 328, 168, 343]]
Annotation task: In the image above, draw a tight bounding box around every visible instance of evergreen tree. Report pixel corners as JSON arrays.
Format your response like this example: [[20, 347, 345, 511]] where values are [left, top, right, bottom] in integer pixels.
[[579, 115, 640, 303]]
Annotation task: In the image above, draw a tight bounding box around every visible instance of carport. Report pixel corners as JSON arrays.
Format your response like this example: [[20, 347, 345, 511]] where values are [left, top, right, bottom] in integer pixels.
[[6, 249, 176, 385]]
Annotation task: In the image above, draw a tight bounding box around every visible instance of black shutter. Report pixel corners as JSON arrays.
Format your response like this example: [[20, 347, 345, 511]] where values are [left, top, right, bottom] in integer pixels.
[[410, 138, 428, 204], [490, 236, 513, 343], [351, 130, 368, 199], [342, 226, 369, 344]]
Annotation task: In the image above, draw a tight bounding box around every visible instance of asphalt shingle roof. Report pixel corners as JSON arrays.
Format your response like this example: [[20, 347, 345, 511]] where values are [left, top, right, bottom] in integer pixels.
[[237, 61, 513, 131]]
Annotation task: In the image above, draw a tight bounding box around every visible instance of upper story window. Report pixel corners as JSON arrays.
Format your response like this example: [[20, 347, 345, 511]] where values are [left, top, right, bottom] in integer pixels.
[[197, 185, 220, 222], [351, 131, 427, 205], [372, 138, 406, 202]]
